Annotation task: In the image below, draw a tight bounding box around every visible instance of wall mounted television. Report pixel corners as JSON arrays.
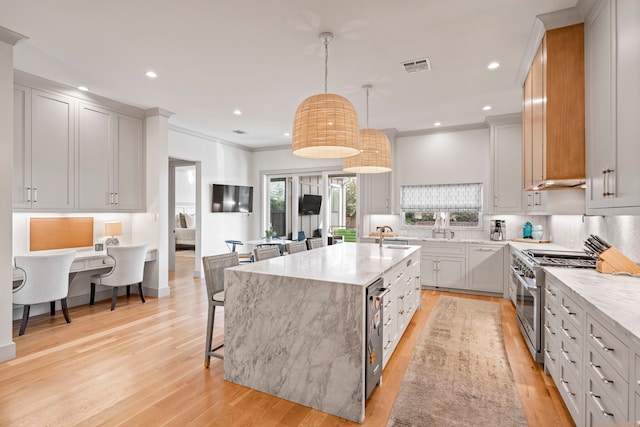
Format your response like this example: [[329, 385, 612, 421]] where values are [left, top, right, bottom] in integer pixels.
[[211, 184, 253, 213], [299, 194, 322, 215]]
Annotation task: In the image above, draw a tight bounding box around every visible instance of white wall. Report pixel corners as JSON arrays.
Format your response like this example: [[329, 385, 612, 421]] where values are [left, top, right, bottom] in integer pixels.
[[168, 129, 255, 259], [175, 165, 196, 209]]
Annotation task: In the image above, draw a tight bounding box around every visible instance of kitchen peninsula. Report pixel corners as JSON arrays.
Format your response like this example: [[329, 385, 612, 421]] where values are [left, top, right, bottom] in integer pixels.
[[224, 243, 421, 423]]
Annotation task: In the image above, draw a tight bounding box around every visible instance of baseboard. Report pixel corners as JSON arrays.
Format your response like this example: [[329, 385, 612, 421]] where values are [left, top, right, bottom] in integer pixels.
[[0, 341, 16, 362], [142, 286, 170, 298]]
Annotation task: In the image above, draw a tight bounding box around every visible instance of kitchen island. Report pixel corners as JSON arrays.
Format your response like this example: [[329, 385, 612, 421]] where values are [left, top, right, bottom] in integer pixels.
[[223, 243, 421, 423]]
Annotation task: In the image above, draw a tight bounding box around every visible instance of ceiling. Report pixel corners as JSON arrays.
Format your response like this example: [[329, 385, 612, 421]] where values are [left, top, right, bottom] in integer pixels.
[[2, 0, 578, 150]]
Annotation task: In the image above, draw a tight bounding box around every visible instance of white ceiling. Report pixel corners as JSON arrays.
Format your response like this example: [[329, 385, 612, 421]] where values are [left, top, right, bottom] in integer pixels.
[[2, 0, 578, 149]]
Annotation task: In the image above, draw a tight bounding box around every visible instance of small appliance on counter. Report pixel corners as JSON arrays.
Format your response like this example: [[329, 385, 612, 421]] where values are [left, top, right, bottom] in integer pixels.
[[490, 219, 505, 241]]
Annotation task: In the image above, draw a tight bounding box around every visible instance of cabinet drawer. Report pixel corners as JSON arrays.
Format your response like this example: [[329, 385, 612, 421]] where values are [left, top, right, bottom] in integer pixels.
[[559, 316, 583, 356], [587, 314, 629, 378], [559, 360, 583, 424], [587, 345, 628, 416], [420, 244, 466, 255], [88, 258, 114, 268], [544, 299, 558, 324], [70, 260, 86, 272], [587, 373, 627, 424], [635, 353, 640, 393], [559, 291, 584, 330], [635, 392, 640, 427], [544, 277, 560, 305], [543, 329, 559, 378], [559, 338, 582, 382]]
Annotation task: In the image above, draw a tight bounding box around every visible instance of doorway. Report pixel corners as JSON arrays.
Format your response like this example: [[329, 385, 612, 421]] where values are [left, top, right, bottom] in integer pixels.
[[169, 158, 200, 276]]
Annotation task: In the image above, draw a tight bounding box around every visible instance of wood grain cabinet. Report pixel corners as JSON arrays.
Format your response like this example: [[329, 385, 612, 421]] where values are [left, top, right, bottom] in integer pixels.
[[585, 0, 640, 214], [14, 87, 76, 210], [78, 103, 144, 211], [522, 24, 585, 190]]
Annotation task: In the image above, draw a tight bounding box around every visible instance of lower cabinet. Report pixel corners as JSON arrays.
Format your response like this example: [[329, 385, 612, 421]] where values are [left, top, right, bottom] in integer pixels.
[[468, 245, 505, 293], [382, 250, 420, 367], [544, 274, 637, 426]]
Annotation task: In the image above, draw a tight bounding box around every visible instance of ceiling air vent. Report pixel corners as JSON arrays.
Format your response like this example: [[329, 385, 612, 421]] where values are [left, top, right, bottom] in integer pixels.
[[232, 130, 246, 134], [402, 57, 432, 74]]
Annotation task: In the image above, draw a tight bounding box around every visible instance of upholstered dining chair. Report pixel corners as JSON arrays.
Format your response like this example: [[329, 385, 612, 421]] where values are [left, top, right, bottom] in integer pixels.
[[306, 238, 324, 250], [253, 246, 281, 261], [286, 241, 307, 254], [13, 250, 76, 336], [202, 252, 239, 367], [90, 244, 148, 311]]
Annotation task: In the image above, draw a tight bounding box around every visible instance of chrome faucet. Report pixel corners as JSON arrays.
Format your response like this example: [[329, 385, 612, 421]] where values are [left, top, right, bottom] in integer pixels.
[[377, 226, 393, 247]]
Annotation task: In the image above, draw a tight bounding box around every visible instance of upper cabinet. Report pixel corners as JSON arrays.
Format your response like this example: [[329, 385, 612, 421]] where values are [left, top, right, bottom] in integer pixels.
[[522, 24, 586, 190], [585, 0, 640, 214], [13, 73, 146, 212], [362, 172, 391, 214], [14, 87, 76, 210], [489, 116, 523, 214], [78, 104, 144, 211]]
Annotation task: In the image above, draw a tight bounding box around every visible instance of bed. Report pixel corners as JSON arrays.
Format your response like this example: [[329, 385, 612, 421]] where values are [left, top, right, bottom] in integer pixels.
[[175, 212, 196, 249]]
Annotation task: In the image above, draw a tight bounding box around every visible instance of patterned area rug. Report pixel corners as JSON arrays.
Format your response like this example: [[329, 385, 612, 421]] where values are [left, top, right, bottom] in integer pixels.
[[387, 296, 527, 427]]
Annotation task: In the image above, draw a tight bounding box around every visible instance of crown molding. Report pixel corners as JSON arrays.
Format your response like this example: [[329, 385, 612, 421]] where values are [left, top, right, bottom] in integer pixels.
[[397, 122, 488, 138], [0, 26, 28, 46]]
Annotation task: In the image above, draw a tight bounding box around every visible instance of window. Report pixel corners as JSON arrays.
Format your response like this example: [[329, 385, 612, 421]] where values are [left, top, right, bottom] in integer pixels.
[[400, 183, 483, 228]]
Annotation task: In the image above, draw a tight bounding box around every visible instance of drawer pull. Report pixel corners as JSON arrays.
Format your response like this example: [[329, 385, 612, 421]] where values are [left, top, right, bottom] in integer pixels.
[[589, 362, 613, 384], [544, 349, 555, 362], [545, 287, 556, 297], [544, 324, 556, 336], [589, 392, 614, 418], [544, 306, 556, 317], [589, 333, 614, 352], [561, 327, 575, 340], [384, 319, 393, 327], [561, 349, 575, 364], [560, 379, 575, 396], [561, 304, 575, 316]]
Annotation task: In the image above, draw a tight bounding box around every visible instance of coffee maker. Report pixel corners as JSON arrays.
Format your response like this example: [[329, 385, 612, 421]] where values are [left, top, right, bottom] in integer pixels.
[[490, 219, 505, 241]]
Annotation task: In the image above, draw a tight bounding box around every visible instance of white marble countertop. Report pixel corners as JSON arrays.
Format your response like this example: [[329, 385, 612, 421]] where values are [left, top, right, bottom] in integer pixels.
[[544, 267, 640, 346], [232, 242, 421, 287], [360, 235, 509, 245]]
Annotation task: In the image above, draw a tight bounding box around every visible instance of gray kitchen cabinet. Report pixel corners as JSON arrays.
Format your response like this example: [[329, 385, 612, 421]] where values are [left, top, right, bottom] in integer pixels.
[[634, 348, 640, 426], [362, 171, 391, 214], [489, 118, 523, 214], [585, 0, 640, 214], [13, 88, 76, 210], [467, 245, 505, 293], [78, 103, 144, 211], [420, 244, 466, 289], [525, 191, 547, 213], [543, 277, 560, 380]]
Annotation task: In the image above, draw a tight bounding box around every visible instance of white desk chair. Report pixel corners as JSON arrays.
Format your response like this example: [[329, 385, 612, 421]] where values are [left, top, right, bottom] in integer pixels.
[[202, 252, 239, 367], [254, 246, 280, 261], [13, 250, 76, 336], [90, 244, 148, 311]]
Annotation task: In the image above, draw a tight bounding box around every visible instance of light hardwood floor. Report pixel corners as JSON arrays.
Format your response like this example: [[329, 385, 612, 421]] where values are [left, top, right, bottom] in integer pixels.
[[1, 255, 574, 426]]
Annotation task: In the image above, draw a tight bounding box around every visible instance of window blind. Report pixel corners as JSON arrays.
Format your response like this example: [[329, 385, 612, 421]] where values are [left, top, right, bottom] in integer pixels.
[[400, 183, 483, 212]]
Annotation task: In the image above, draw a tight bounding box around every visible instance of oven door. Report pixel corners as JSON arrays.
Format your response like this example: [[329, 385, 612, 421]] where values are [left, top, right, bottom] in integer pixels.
[[511, 266, 542, 362]]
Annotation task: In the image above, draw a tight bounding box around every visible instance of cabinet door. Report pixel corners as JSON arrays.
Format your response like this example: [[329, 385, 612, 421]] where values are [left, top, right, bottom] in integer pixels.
[[611, 0, 640, 210], [525, 190, 548, 213], [468, 246, 504, 293], [114, 114, 144, 210], [13, 85, 31, 208], [30, 90, 75, 209], [523, 68, 533, 190], [586, 0, 614, 210], [420, 254, 437, 287], [78, 103, 112, 209], [531, 40, 545, 185], [437, 257, 466, 289], [492, 123, 523, 213], [363, 172, 391, 214]]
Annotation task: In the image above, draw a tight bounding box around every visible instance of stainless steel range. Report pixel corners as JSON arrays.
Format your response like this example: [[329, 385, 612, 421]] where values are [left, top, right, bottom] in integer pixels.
[[510, 248, 596, 363]]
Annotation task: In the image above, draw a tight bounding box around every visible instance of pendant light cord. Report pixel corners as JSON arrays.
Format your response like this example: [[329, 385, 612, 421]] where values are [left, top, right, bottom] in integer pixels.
[[324, 36, 329, 94], [366, 87, 370, 128]]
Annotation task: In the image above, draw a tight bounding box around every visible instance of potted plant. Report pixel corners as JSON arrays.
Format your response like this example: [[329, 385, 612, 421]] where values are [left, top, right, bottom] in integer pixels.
[[265, 226, 274, 242]]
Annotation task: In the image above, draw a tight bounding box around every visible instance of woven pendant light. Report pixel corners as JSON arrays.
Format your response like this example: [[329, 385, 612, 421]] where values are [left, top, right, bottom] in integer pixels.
[[343, 85, 392, 173], [292, 32, 360, 159]]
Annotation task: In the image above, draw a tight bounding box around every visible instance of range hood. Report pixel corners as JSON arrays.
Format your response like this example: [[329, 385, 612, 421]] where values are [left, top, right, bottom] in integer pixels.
[[528, 179, 586, 191]]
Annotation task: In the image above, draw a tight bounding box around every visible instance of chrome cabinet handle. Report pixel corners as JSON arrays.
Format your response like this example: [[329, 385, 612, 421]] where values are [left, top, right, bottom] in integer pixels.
[[589, 362, 613, 384], [384, 318, 392, 327], [545, 287, 556, 297], [544, 349, 555, 362], [544, 324, 556, 336], [560, 327, 575, 340], [114, 192, 119, 206], [561, 304, 575, 315], [33, 187, 37, 203], [26, 186, 31, 203], [602, 168, 615, 197], [589, 392, 614, 417], [561, 349, 575, 364], [544, 306, 556, 317], [590, 333, 614, 352], [560, 378, 575, 396]]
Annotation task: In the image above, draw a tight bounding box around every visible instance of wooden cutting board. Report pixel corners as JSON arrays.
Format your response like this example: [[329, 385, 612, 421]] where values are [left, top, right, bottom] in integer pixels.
[[511, 238, 550, 243], [369, 232, 396, 237]]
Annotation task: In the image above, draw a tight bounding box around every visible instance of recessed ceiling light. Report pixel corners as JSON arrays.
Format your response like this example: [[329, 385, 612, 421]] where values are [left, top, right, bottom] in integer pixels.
[[233, 110, 242, 115], [77, 86, 88, 91], [433, 122, 441, 127], [284, 132, 290, 137], [145, 71, 157, 78], [482, 105, 492, 111], [487, 62, 500, 70]]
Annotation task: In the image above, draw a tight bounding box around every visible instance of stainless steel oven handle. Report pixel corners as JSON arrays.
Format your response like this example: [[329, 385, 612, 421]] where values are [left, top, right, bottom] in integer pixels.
[[510, 267, 537, 290]]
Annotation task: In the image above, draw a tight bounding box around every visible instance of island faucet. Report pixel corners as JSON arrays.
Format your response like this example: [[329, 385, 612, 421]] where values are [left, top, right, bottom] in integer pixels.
[[376, 225, 393, 247]]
